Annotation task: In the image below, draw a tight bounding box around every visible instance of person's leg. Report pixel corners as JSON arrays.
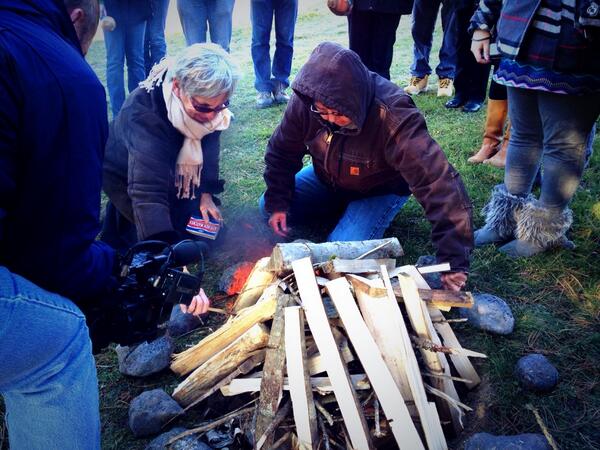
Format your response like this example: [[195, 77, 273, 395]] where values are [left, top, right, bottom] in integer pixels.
[[125, 21, 147, 95], [328, 194, 410, 241], [177, 0, 208, 45], [0, 268, 100, 450], [100, 201, 138, 254], [251, 0, 275, 94], [104, 22, 126, 117], [367, 12, 401, 80], [409, 0, 440, 77], [207, 0, 235, 52], [272, 0, 298, 89], [348, 10, 375, 74], [258, 165, 344, 226], [584, 122, 597, 170], [145, 0, 170, 73], [436, 0, 458, 80], [498, 91, 600, 256]]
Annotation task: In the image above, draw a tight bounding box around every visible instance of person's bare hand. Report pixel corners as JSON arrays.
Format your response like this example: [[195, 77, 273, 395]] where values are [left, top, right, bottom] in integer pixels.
[[268, 211, 289, 237], [180, 288, 210, 316], [199, 193, 223, 223], [471, 29, 492, 64], [441, 272, 468, 291]]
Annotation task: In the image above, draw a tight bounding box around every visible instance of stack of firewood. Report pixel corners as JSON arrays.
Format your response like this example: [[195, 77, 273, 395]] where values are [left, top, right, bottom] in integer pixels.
[[168, 238, 485, 449]]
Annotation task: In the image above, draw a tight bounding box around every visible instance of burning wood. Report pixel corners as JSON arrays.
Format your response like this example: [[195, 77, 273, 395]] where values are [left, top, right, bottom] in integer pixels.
[[167, 239, 484, 449]]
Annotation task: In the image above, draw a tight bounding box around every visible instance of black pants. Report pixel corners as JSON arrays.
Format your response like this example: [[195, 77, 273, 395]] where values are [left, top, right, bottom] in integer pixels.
[[453, 5, 491, 102], [348, 10, 402, 80]]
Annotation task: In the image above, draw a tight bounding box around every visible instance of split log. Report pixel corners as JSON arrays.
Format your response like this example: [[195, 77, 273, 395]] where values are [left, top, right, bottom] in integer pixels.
[[172, 323, 270, 406], [220, 374, 372, 396], [321, 258, 396, 275], [292, 257, 373, 450], [285, 306, 318, 449], [171, 284, 279, 375], [378, 267, 448, 450], [326, 277, 424, 450], [268, 238, 403, 274], [232, 257, 277, 312], [396, 271, 463, 435], [393, 285, 475, 309], [255, 294, 293, 448]]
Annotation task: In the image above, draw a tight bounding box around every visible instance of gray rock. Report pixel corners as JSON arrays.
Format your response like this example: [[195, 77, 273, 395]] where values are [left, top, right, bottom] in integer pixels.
[[415, 255, 443, 289], [168, 305, 202, 337], [464, 432, 551, 449], [458, 293, 514, 335], [515, 354, 559, 393], [116, 335, 174, 377], [145, 427, 214, 450], [129, 389, 184, 438]]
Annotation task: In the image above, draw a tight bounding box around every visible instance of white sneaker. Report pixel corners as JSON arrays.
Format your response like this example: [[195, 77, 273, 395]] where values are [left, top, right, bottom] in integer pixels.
[[404, 75, 429, 95], [437, 78, 454, 97]]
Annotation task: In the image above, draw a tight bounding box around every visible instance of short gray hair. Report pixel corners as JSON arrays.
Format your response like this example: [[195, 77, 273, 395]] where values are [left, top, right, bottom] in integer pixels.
[[64, 0, 99, 42], [170, 43, 240, 99]]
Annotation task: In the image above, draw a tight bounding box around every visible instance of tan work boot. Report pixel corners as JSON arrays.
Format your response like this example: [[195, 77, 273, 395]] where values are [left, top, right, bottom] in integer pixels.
[[484, 120, 510, 168], [437, 78, 454, 97], [468, 99, 508, 164], [404, 75, 429, 95]]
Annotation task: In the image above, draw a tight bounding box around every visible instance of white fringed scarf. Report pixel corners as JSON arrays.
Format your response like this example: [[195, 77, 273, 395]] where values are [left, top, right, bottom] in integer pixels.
[[140, 59, 232, 199]]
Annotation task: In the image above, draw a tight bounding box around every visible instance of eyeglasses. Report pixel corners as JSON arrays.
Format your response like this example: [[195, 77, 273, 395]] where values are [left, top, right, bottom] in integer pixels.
[[191, 99, 230, 114], [310, 103, 345, 117]]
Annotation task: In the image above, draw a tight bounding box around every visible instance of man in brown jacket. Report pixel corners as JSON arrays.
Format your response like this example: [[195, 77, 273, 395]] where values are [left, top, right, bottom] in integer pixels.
[[259, 42, 473, 291]]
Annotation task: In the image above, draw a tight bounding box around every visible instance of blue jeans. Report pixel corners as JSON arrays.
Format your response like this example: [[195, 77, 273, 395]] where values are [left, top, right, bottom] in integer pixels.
[[104, 18, 146, 117], [251, 0, 298, 93], [145, 0, 170, 74], [177, 0, 235, 51], [505, 87, 600, 211], [259, 165, 409, 240], [410, 0, 457, 79], [0, 267, 100, 450]]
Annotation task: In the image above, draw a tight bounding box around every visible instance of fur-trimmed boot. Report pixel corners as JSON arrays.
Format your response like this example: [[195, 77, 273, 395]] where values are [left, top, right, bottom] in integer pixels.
[[499, 200, 575, 258], [468, 99, 508, 164], [474, 184, 532, 246]]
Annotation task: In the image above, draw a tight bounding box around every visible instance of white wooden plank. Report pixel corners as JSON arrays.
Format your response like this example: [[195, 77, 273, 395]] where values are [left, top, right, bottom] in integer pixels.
[[285, 306, 318, 449], [292, 257, 372, 450], [326, 278, 424, 450], [379, 265, 448, 450]]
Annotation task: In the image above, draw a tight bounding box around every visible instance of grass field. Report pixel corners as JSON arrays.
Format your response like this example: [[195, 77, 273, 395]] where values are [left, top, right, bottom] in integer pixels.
[[1, 4, 599, 450]]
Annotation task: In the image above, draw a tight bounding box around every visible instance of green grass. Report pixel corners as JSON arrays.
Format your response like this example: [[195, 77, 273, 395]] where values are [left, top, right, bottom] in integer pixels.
[[2, 5, 599, 450]]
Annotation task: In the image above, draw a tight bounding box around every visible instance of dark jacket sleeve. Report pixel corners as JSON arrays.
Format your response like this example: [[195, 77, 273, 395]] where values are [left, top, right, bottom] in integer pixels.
[[469, 0, 502, 33], [198, 131, 225, 195], [126, 111, 178, 240], [263, 94, 310, 214], [386, 108, 474, 273]]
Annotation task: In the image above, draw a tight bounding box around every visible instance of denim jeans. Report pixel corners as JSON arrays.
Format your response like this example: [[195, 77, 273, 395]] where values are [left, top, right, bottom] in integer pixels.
[[251, 0, 298, 93], [259, 165, 409, 240], [410, 0, 457, 79], [505, 87, 600, 211], [0, 267, 100, 450], [104, 19, 146, 117], [177, 0, 235, 51], [145, 0, 170, 73]]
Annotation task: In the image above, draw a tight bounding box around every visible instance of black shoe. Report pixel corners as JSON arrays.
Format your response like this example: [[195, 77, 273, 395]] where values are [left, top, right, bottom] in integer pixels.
[[445, 96, 464, 109], [462, 100, 483, 113]]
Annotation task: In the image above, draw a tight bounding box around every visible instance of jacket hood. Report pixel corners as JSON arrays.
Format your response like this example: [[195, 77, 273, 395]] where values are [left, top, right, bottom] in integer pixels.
[[291, 42, 374, 131], [0, 0, 81, 53]]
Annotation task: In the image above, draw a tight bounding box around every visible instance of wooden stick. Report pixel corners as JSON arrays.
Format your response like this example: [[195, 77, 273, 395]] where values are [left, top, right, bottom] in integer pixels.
[[272, 431, 292, 450], [416, 263, 451, 274], [424, 384, 473, 412], [526, 404, 560, 450], [167, 405, 255, 445], [207, 307, 235, 316], [256, 399, 292, 450]]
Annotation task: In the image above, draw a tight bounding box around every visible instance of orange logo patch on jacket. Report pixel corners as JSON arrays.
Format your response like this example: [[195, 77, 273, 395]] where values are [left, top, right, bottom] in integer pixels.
[[350, 166, 360, 176]]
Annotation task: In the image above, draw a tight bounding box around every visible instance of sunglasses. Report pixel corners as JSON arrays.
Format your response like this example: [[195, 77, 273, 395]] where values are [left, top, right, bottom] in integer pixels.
[[310, 103, 345, 117], [190, 99, 230, 114]]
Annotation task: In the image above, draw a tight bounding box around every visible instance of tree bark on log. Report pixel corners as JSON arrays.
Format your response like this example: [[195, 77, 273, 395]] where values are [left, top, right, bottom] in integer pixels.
[[170, 285, 279, 376], [268, 238, 403, 274], [172, 323, 270, 406]]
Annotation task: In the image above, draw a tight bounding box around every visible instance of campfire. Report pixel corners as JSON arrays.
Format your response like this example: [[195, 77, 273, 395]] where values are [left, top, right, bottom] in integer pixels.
[[167, 238, 484, 449]]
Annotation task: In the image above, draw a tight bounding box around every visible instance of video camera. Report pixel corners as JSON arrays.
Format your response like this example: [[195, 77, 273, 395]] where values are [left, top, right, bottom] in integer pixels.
[[88, 239, 206, 352]]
